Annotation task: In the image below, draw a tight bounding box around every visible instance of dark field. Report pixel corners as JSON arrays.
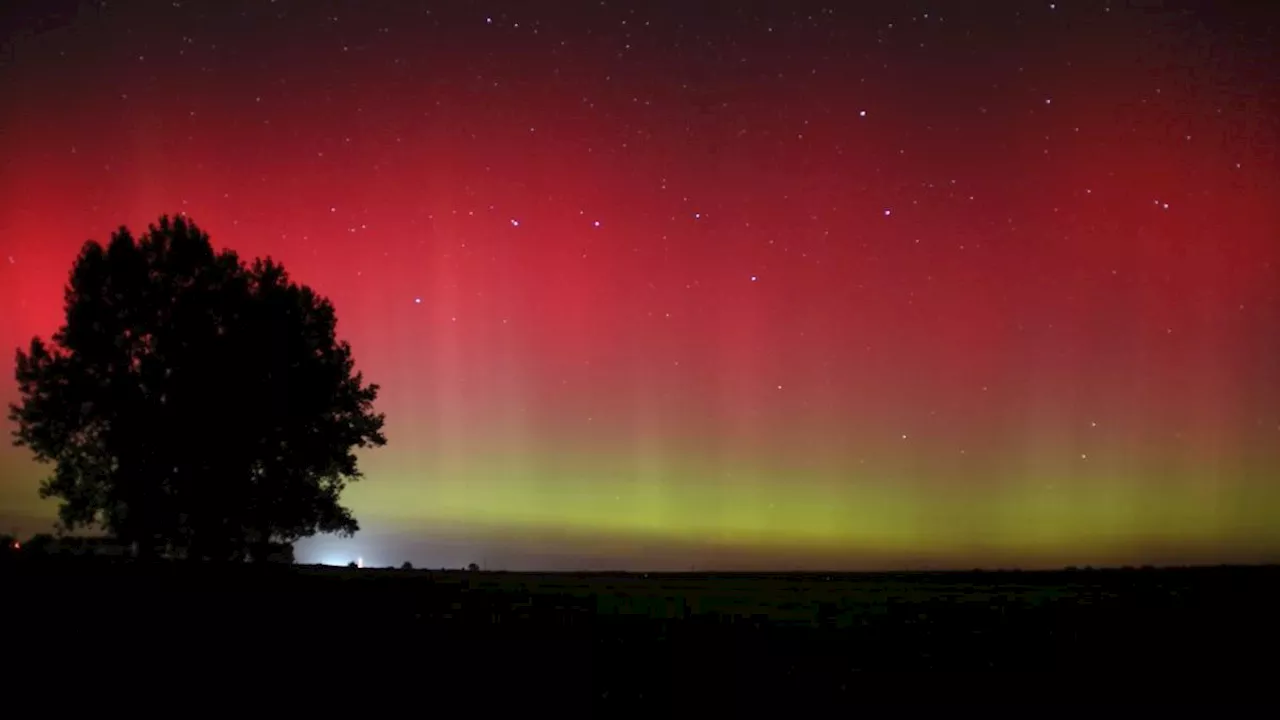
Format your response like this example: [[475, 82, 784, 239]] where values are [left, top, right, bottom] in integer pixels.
[[6, 557, 1278, 711]]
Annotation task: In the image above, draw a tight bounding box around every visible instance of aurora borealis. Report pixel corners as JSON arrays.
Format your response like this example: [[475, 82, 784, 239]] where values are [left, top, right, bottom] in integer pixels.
[[1, 0, 1277, 570]]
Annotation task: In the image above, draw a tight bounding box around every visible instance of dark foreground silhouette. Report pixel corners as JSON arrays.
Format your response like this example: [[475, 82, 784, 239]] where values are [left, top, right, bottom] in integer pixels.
[[9, 215, 385, 562], [4, 553, 1277, 712]]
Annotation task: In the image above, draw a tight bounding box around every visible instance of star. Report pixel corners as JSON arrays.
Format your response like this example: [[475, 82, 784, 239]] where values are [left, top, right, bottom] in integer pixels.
[[6, 0, 1274, 574]]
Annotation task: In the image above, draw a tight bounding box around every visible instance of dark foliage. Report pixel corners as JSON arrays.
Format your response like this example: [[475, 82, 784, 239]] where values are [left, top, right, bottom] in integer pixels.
[[24, 533, 57, 553], [9, 215, 386, 561]]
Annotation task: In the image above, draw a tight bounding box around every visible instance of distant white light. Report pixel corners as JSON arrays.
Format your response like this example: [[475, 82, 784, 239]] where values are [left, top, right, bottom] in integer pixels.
[[859, 110, 867, 117], [510, 218, 520, 227], [593, 220, 601, 227], [884, 208, 892, 216], [414, 297, 422, 304], [750, 275, 758, 282], [356, 556, 364, 568]]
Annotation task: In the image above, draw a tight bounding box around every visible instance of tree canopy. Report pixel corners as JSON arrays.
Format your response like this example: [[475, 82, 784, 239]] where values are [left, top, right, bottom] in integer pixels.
[[9, 215, 386, 560]]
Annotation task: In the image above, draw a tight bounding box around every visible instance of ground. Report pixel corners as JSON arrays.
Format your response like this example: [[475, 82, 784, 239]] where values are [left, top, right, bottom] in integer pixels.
[[4, 556, 1277, 712]]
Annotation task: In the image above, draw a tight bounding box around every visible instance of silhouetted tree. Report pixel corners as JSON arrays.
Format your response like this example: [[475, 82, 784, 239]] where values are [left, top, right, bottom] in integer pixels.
[[468, 562, 480, 572], [401, 561, 413, 570], [257, 540, 295, 564], [9, 215, 386, 561], [24, 533, 57, 555]]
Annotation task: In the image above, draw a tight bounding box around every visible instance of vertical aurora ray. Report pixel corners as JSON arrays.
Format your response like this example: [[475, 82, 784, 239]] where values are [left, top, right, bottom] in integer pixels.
[[0, 1, 1277, 569]]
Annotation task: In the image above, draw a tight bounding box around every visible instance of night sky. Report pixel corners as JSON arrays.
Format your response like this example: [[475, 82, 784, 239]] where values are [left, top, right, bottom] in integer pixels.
[[1, 0, 1277, 570]]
